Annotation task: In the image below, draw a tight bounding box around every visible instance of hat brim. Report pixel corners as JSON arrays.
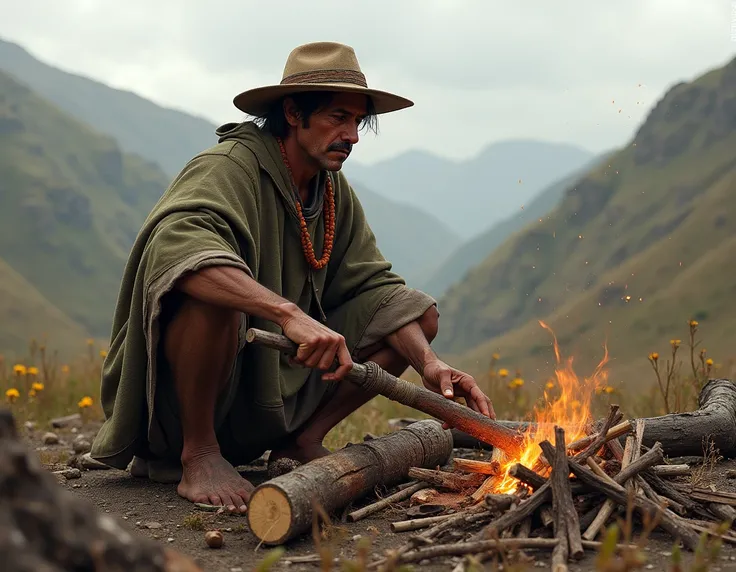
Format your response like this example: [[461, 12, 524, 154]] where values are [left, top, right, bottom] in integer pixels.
[[233, 82, 414, 116]]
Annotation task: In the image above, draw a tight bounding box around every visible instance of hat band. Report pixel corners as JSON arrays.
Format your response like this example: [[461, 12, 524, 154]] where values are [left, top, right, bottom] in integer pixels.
[[280, 68, 368, 88]]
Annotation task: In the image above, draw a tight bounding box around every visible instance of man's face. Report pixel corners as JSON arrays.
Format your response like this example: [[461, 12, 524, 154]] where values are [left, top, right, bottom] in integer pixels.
[[286, 92, 369, 172]]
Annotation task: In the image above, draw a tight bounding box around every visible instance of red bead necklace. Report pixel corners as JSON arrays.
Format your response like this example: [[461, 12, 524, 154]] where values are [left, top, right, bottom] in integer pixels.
[[277, 138, 335, 270]]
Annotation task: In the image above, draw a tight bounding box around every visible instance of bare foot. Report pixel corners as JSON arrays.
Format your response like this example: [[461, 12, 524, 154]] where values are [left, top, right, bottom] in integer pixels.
[[177, 449, 254, 513]]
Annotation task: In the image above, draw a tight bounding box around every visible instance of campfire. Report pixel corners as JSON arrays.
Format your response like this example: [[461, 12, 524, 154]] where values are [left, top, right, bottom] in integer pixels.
[[247, 324, 736, 569]]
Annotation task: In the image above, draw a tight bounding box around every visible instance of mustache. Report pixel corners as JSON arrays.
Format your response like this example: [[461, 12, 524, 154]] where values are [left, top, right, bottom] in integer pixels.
[[328, 142, 352, 154]]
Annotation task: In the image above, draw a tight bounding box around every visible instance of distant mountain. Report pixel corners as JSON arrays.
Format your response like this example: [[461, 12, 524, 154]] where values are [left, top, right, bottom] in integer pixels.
[[0, 68, 168, 355], [344, 140, 595, 238], [419, 152, 614, 298], [0, 37, 217, 177], [432, 54, 736, 388]]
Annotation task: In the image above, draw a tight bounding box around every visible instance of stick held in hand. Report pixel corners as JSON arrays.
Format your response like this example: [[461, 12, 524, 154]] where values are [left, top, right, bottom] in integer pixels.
[[245, 328, 525, 456]]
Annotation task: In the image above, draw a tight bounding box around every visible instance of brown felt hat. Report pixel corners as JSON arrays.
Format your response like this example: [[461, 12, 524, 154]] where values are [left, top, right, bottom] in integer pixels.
[[233, 41, 414, 116]]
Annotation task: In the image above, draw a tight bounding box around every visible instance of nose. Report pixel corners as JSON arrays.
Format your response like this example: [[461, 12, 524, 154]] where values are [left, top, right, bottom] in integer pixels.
[[343, 122, 359, 145]]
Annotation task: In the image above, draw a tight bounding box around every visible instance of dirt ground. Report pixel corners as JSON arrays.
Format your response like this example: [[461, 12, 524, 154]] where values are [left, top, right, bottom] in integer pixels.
[[28, 420, 736, 572]]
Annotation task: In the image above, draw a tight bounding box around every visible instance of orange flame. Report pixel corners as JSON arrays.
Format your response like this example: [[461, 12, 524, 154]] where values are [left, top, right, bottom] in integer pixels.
[[492, 321, 609, 494]]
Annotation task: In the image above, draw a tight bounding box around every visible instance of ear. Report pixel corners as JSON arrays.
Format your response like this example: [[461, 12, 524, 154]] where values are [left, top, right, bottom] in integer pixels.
[[282, 97, 301, 128]]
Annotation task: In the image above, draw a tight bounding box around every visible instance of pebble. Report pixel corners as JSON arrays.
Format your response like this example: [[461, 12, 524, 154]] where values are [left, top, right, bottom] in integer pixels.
[[42, 432, 59, 445], [24, 421, 36, 430], [205, 530, 224, 549], [646, 565, 654, 570], [59, 468, 81, 480], [167, 538, 174, 543], [230, 568, 243, 572], [144, 522, 162, 529], [73, 438, 91, 455]]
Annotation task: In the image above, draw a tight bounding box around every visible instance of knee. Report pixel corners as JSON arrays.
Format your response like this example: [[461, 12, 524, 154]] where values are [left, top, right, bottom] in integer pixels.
[[164, 293, 240, 348], [417, 305, 440, 343]]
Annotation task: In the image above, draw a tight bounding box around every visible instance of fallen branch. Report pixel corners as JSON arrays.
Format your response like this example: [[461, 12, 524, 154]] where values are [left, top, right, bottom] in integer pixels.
[[347, 481, 428, 522], [452, 458, 501, 475], [566, 457, 701, 550], [407, 467, 487, 492]]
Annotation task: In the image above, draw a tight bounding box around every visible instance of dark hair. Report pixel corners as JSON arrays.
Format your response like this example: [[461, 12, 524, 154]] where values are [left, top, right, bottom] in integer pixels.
[[252, 91, 379, 138]]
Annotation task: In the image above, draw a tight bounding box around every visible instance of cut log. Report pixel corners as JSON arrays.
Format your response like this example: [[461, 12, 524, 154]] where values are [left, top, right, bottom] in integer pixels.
[[247, 419, 453, 545], [0, 408, 200, 572], [635, 378, 736, 457]]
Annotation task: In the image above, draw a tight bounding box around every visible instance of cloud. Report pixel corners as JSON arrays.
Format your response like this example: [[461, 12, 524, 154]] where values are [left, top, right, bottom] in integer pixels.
[[1, 0, 735, 163]]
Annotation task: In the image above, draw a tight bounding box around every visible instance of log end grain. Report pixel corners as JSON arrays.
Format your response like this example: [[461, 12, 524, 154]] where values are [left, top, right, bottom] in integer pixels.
[[247, 484, 295, 545]]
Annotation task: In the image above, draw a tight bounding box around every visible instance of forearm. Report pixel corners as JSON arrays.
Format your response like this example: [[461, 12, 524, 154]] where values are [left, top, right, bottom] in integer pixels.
[[385, 320, 438, 375], [176, 265, 298, 327]]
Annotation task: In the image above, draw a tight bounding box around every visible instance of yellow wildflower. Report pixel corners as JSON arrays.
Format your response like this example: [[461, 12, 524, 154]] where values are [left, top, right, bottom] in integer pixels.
[[648, 352, 659, 362], [512, 377, 524, 388], [604, 386, 615, 394], [706, 358, 714, 366], [689, 320, 698, 327], [31, 382, 44, 392], [27, 366, 39, 376], [670, 339, 681, 349], [86, 338, 94, 346], [545, 381, 555, 390], [13, 364, 27, 376], [498, 369, 509, 378], [28, 389, 36, 398], [61, 365, 70, 374], [99, 350, 108, 358], [5, 388, 19, 402], [78, 396, 93, 408]]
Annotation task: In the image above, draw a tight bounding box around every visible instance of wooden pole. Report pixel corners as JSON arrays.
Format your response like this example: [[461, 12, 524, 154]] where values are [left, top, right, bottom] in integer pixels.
[[245, 328, 525, 456], [247, 419, 453, 545]]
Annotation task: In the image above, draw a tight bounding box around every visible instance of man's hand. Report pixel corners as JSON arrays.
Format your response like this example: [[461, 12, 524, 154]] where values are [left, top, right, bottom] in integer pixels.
[[281, 311, 354, 382], [421, 359, 496, 420]]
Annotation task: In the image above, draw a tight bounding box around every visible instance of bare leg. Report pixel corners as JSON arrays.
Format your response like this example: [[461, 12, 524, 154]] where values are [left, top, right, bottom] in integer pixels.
[[163, 294, 253, 513], [270, 307, 439, 463]]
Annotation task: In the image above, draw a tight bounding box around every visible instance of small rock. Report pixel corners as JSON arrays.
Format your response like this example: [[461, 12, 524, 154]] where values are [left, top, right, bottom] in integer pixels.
[[24, 421, 36, 430], [205, 530, 224, 548], [42, 432, 59, 445], [352, 534, 362, 542], [144, 521, 162, 529], [72, 436, 92, 454], [167, 537, 174, 543], [646, 565, 654, 570], [71, 427, 78, 434], [58, 468, 81, 480], [230, 568, 243, 572]]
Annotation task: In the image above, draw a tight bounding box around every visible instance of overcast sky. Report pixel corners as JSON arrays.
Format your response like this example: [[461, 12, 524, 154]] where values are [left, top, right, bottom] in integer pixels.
[[2, 1, 735, 164]]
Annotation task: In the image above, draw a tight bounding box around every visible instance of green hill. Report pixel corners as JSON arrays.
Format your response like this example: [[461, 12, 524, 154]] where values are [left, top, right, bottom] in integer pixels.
[[0, 68, 169, 352], [418, 152, 614, 298], [433, 54, 736, 387], [0, 257, 91, 359]]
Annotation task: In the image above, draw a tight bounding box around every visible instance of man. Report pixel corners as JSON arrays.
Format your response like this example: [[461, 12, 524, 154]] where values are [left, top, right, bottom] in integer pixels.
[[91, 41, 495, 514]]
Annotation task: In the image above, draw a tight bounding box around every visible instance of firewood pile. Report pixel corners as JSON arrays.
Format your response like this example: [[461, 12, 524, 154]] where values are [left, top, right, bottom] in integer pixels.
[[352, 400, 736, 570]]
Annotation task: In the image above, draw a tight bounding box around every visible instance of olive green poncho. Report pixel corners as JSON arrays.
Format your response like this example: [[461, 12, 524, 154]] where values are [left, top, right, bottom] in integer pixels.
[[90, 121, 436, 470]]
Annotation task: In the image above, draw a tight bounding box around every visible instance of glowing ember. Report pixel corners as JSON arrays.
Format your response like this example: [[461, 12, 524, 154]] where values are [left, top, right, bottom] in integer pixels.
[[492, 321, 609, 494]]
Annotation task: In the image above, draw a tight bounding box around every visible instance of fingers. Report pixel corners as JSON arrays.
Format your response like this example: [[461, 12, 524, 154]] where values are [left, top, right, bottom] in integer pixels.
[[438, 368, 454, 398], [323, 340, 353, 381]]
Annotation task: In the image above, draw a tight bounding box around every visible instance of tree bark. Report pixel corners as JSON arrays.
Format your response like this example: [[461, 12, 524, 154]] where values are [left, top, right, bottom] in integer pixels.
[[247, 419, 453, 545], [0, 408, 200, 572]]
